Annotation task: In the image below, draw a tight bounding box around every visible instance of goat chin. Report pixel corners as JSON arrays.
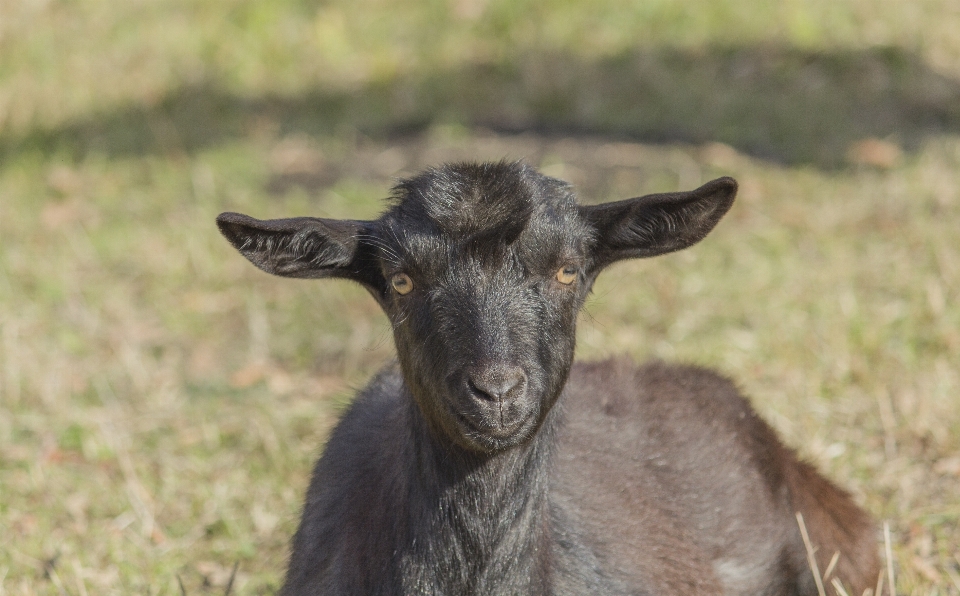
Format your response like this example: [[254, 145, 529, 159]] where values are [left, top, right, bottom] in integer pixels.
[[218, 161, 881, 596]]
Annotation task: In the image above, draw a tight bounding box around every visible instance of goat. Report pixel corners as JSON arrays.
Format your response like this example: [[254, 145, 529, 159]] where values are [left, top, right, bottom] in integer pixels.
[[217, 161, 880, 595]]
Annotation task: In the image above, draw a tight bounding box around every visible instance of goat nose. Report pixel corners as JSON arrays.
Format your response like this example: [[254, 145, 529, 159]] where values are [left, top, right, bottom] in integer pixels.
[[466, 366, 526, 402]]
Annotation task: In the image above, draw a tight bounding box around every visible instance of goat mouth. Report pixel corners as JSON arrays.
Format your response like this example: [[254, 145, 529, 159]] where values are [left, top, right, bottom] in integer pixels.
[[450, 403, 534, 449]]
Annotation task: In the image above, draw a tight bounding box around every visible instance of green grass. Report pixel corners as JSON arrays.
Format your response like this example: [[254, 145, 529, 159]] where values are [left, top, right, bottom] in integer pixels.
[[2, 1, 960, 594]]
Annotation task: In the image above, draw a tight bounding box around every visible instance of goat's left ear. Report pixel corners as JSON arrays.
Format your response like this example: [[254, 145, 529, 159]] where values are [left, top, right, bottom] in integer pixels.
[[216, 212, 381, 288], [580, 177, 737, 271]]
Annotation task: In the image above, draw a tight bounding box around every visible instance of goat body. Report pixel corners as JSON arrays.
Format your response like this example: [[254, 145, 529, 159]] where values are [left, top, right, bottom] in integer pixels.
[[218, 161, 880, 595]]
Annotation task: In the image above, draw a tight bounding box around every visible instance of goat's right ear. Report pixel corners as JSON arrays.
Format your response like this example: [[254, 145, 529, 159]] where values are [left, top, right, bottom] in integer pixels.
[[216, 212, 379, 286]]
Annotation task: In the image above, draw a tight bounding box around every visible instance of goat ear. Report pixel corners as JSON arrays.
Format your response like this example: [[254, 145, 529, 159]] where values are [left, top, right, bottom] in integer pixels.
[[216, 212, 376, 283], [580, 177, 737, 270]]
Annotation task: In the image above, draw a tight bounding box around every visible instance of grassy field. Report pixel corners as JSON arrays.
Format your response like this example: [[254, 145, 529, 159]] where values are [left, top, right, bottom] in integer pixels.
[[2, 1, 960, 594]]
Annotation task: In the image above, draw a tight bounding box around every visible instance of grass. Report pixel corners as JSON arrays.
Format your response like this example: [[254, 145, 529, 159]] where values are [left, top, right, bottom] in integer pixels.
[[2, 1, 960, 594]]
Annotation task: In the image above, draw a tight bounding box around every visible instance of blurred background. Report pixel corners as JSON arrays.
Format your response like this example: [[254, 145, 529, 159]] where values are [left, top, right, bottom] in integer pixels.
[[2, 1, 959, 593]]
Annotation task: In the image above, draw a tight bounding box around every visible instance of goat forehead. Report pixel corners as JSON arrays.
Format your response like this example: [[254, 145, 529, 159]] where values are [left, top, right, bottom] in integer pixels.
[[375, 162, 591, 274], [387, 162, 578, 237], [381, 208, 586, 275]]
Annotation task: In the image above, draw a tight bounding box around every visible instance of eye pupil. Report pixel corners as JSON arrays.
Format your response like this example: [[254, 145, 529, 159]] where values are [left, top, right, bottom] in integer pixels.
[[391, 273, 414, 295]]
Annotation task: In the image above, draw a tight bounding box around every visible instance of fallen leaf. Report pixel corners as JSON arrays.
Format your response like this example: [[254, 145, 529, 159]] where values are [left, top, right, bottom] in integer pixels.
[[846, 138, 902, 169]]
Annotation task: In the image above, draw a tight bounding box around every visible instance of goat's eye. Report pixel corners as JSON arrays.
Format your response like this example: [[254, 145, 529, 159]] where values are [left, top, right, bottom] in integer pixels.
[[391, 273, 414, 295], [555, 266, 577, 285]]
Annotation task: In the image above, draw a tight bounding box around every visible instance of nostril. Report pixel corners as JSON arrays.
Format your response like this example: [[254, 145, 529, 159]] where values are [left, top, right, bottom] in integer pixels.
[[467, 377, 493, 401], [466, 367, 525, 402]]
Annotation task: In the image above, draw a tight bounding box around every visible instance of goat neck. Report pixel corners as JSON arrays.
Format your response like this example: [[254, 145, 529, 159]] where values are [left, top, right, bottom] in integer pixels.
[[398, 382, 561, 594]]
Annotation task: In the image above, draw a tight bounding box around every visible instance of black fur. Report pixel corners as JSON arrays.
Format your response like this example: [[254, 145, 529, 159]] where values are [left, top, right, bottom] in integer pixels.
[[217, 161, 879, 595]]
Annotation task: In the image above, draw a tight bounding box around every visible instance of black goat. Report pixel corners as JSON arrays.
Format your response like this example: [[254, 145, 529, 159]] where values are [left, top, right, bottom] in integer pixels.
[[217, 161, 880, 595]]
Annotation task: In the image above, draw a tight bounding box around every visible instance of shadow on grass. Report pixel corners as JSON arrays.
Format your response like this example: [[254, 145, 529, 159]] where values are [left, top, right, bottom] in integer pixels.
[[5, 44, 960, 168]]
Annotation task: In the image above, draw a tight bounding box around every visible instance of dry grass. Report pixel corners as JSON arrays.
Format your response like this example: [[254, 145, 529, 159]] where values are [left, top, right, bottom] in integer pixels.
[[2, 1, 960, 594]]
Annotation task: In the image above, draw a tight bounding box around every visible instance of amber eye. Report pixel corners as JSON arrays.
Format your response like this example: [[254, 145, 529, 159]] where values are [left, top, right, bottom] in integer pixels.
[[555, 266, 577, 285], [391, 273, 414, 295]]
